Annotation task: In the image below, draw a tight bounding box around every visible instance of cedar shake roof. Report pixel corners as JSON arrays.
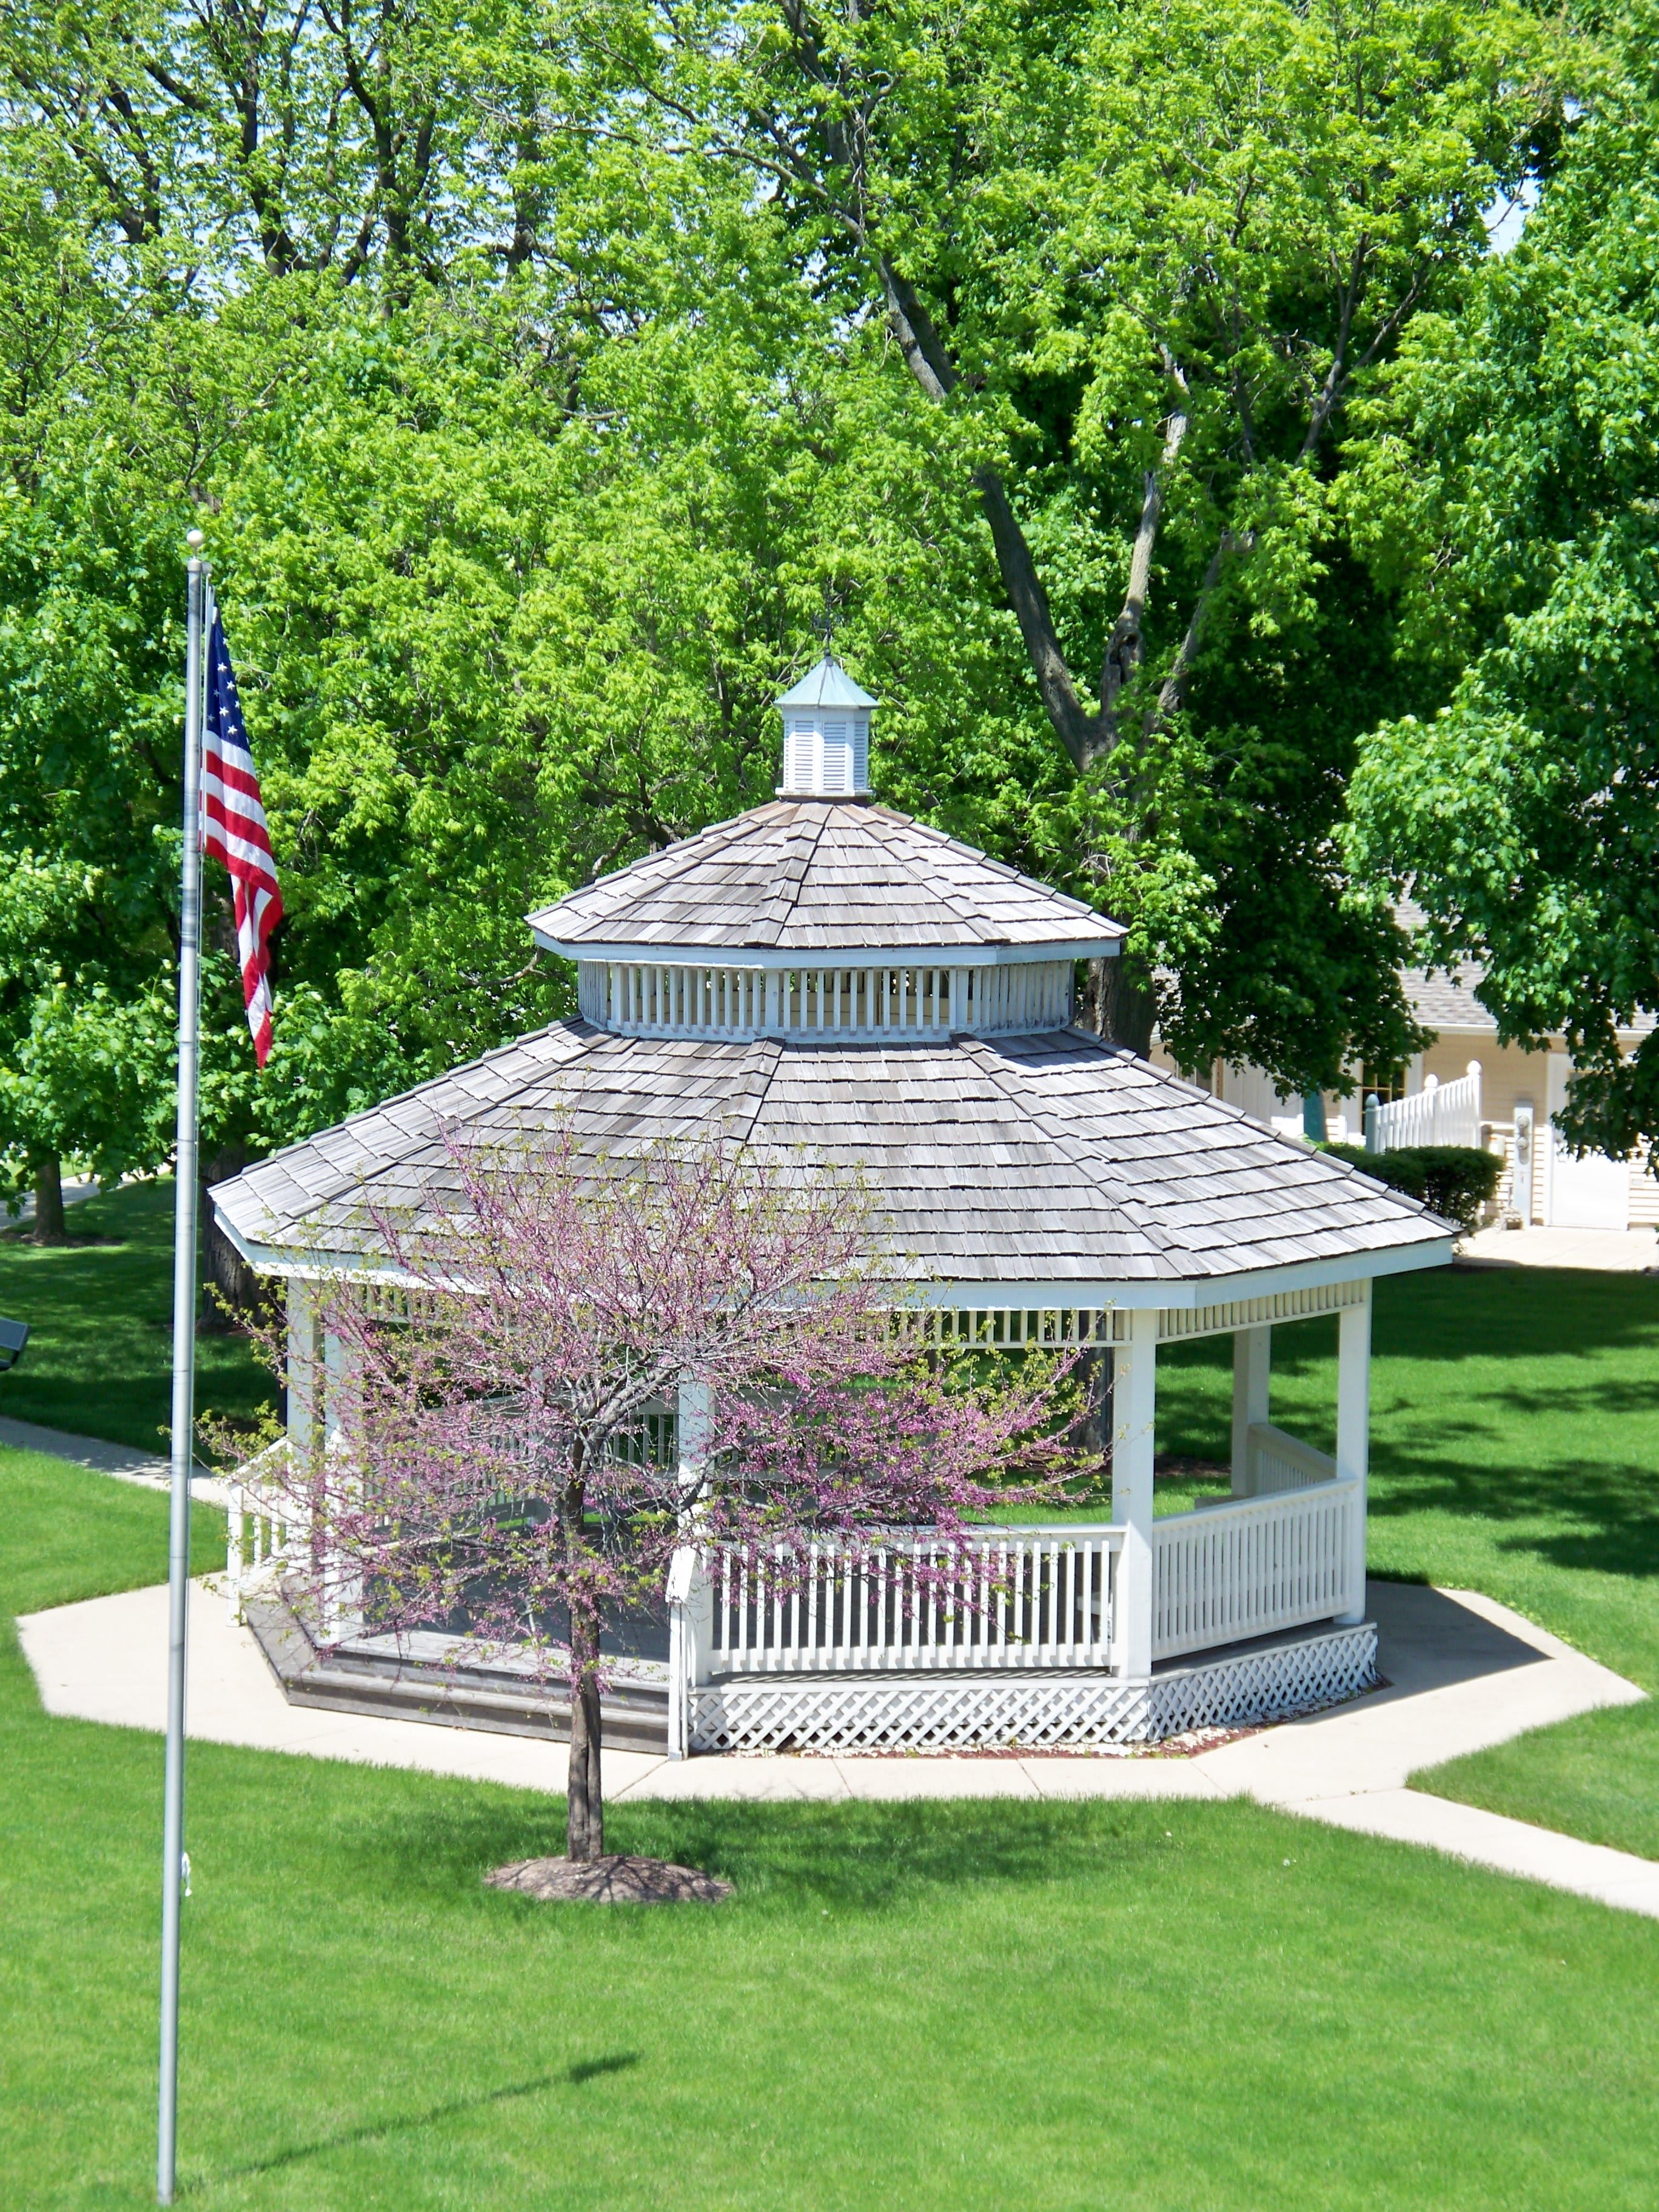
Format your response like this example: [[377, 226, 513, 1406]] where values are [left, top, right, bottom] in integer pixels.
[[527, 800, 1127, 959], [212, 1021, 1450, 1288]]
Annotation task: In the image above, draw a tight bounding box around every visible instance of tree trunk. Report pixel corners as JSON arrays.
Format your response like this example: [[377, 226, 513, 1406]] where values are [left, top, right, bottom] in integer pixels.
[[199, 1142, 260, 1319], [30, 1155, 66, 1245], [1075, 1345, 1114, 1477], [1085, 959, 1157, 1057], [565, 1604, 605, 1861]]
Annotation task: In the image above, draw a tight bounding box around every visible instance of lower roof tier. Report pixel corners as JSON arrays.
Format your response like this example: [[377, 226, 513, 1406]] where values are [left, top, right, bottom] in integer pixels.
[[211, 1022, 1453, 1296]]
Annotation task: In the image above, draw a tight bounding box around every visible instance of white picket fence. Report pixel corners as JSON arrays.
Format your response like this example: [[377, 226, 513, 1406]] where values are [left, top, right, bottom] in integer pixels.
[[1151, 1480, 1360, 1661], [1365, 1061, 1482, 1151], [699, 1526, 1122, 1675]]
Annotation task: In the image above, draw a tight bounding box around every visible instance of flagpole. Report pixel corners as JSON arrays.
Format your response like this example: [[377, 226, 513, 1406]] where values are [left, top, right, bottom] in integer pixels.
[[158, 532, 207, 2207]]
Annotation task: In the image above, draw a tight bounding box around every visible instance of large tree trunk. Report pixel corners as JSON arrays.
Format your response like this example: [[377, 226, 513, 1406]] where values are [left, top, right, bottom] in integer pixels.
[[29, 1155, 66, 1245], [565, 1604, 605, 1861], [1084, 959, 1157, 1057], [199, 1142, 260, 1320]]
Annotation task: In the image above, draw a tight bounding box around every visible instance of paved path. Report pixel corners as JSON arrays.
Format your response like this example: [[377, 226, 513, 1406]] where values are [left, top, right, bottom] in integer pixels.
[[18, 1575, 1657, 1917], [1460, 1224, 1659, 1272], [0, 1415, 230, 1506]]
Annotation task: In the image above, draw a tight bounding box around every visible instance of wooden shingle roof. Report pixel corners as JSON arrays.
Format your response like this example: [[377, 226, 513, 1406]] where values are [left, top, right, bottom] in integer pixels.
[[212, 1021, 1451, 1295], [528, 801, 1127, 959]]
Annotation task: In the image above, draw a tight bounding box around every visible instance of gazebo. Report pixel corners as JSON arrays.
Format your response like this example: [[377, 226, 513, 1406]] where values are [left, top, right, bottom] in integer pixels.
[[212, 661, 1453, 1756]]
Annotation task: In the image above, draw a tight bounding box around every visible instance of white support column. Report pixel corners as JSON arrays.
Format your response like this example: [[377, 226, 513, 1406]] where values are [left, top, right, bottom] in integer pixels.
[[1110, 1306, 1158, 1678], [669, 1378, 715, 1758], [286, 1278, 320, 1466], [1230, 1326, 1272, 1496], [1335, 1281, 1372, 1624], [320, 1319, 363, 1643]]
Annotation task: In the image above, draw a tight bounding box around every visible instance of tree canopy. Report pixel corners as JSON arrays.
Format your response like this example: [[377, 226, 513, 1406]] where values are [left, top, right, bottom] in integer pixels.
[[0, 0, 1582, 1208], [1345, 16, 1659, 1159]]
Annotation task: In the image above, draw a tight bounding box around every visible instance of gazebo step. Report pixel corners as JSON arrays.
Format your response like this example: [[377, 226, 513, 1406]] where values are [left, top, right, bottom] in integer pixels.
[[243, 1590, 671, 1754]]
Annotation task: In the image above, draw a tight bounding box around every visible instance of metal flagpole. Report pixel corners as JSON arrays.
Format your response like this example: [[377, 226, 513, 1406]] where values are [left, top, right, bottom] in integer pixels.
[[158, 531, 207, 2207]]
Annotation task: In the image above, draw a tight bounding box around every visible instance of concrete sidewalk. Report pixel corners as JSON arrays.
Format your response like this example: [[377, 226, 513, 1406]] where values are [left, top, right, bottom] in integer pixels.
[[1460, 1224, 1659, 1272], [0, 1415, 230, 1506], [18, 1574, 1656, 1917]]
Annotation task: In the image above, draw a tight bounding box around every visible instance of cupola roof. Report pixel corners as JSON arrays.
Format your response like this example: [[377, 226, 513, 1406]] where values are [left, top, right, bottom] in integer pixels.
[[774, 654, 879, 711], [527, 800, 1127, 963]]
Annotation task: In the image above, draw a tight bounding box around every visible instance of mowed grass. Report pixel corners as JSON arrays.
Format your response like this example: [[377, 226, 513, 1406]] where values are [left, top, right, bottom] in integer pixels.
[[1153, 1264, 1659, 1860], [0, 1179, 273, 1455], [2, 1191, 1656, 1857], [3, 1452, 1658, 2211]]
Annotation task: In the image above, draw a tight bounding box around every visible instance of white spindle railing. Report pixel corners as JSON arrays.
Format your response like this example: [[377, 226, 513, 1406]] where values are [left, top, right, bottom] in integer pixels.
[[697, 1526, 1121, 1675], [1152, 1480, 1360, 1661], [578, 959, 1073, 1041], [1242, 1422, 1337, 1497], [226, 1442, 303, 1623], [1366, 1061, 1481, 1151]]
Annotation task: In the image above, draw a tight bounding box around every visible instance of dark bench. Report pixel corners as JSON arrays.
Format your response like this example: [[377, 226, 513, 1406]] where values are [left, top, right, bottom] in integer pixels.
[[0, 1317, 29, 1372]]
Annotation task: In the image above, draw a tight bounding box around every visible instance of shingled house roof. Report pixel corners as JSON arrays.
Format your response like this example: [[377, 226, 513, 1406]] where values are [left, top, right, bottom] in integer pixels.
[[527, 800, 1127, 960], [212, 1020, 1452, 1296]]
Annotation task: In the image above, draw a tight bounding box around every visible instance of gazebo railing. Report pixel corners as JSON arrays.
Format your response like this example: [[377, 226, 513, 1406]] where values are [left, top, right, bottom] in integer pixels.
[[1231, 1422, 1338, 1498], [225, 1441, 301, 1622], [1151, 1480, 1360, 1661], [695, 1526, 1122, 1676]]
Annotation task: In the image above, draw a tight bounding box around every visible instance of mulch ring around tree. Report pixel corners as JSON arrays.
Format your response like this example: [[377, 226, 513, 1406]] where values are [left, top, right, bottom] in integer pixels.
[[484, 1854, 733, 1905]]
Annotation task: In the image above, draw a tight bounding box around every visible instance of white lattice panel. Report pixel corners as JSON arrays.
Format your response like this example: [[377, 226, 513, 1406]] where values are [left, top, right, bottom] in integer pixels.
[[1143, 1625, 1377, 1737], [688, 1624, 1377, 1753]]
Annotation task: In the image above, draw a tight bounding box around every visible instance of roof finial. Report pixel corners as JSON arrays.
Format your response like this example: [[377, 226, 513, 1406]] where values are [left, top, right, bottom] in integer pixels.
[[813, 585, 837, 660]]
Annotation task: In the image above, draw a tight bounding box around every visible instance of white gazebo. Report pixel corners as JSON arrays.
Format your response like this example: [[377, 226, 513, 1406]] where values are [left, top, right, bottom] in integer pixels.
[[213, 659, 1454, 1757]]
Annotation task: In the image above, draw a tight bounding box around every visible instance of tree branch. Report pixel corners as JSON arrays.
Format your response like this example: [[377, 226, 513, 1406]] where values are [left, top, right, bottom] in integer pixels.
[[1099, 364, 1190, 738]]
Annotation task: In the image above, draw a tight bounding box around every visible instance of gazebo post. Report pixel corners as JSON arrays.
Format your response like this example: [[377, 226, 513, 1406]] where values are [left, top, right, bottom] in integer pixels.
[[320, 1322, 363, 1641], [1111, 1307, 1158, 1677], [286, 1279, 319, 1463], [1229, 1326, 1272, 1496], [1335, 1282, 1372, 1624], [669, 1378, 715, 1757]]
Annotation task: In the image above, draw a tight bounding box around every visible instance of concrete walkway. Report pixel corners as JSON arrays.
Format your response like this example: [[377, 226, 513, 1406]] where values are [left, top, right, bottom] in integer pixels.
[[18, 1575, 1657, 1917], [0, 1415, 230, 1506], [1460, 1224, 1659, 1272]]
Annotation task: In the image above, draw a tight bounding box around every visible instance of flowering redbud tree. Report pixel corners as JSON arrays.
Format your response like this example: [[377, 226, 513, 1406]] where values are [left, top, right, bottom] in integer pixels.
[[259, 1125, 1084, 1861]]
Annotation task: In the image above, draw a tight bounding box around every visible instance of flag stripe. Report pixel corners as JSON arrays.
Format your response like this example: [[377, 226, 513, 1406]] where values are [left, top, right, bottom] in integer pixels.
[[201, 608, 283, 1068]]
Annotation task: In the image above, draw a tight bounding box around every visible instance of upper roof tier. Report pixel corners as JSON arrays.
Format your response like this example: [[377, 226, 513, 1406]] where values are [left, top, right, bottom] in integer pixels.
[[528, 800, 1127, 964]]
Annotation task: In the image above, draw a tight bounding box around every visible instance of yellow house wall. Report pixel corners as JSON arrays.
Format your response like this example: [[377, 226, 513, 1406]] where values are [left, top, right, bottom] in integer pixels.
[[1150, 1028, 1659, 1226]]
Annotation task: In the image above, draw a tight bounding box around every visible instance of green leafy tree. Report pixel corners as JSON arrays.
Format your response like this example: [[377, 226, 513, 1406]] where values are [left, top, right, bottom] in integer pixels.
[[632, 0, 1551, 1077], [1345, 27, 1659, 1160]]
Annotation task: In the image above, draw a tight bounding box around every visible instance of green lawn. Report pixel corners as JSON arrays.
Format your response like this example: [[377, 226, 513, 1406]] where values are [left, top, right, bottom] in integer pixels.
[[1152, 1265, 1659, 1860], [3, 1449, 1657, 2211], [3, 1198, 1655, 1857], [0, 1179, 274, 1454]]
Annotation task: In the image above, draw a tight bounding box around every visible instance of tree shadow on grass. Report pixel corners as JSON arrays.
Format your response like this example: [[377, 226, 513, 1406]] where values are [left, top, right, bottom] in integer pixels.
[[196, 2054, 640, 2190], [336, 1791, 1189, 1922], [1366, 1445, 1659, 1580]]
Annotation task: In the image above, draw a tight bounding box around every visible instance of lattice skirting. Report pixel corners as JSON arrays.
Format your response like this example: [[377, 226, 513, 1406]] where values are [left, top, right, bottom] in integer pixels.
[[688, 1623, 1378, 1754]]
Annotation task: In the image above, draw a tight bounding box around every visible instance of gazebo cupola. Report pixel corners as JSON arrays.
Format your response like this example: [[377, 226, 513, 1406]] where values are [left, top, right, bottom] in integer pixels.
[[775, 653, 877, 798], [527, 655, 1125, 1044]]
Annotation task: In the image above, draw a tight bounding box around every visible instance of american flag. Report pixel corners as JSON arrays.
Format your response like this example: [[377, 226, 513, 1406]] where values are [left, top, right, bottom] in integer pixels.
[[201, 609, 284, 1067]]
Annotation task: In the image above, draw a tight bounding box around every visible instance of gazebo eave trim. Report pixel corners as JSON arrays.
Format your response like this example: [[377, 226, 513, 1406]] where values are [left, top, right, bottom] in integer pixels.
[[212, 1213, 1455, 1302], [529, 931, 1121, 967]]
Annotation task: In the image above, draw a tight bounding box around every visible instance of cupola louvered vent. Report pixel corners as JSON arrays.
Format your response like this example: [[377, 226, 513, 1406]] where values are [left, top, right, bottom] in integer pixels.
[[776, 656, 876, 797]]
